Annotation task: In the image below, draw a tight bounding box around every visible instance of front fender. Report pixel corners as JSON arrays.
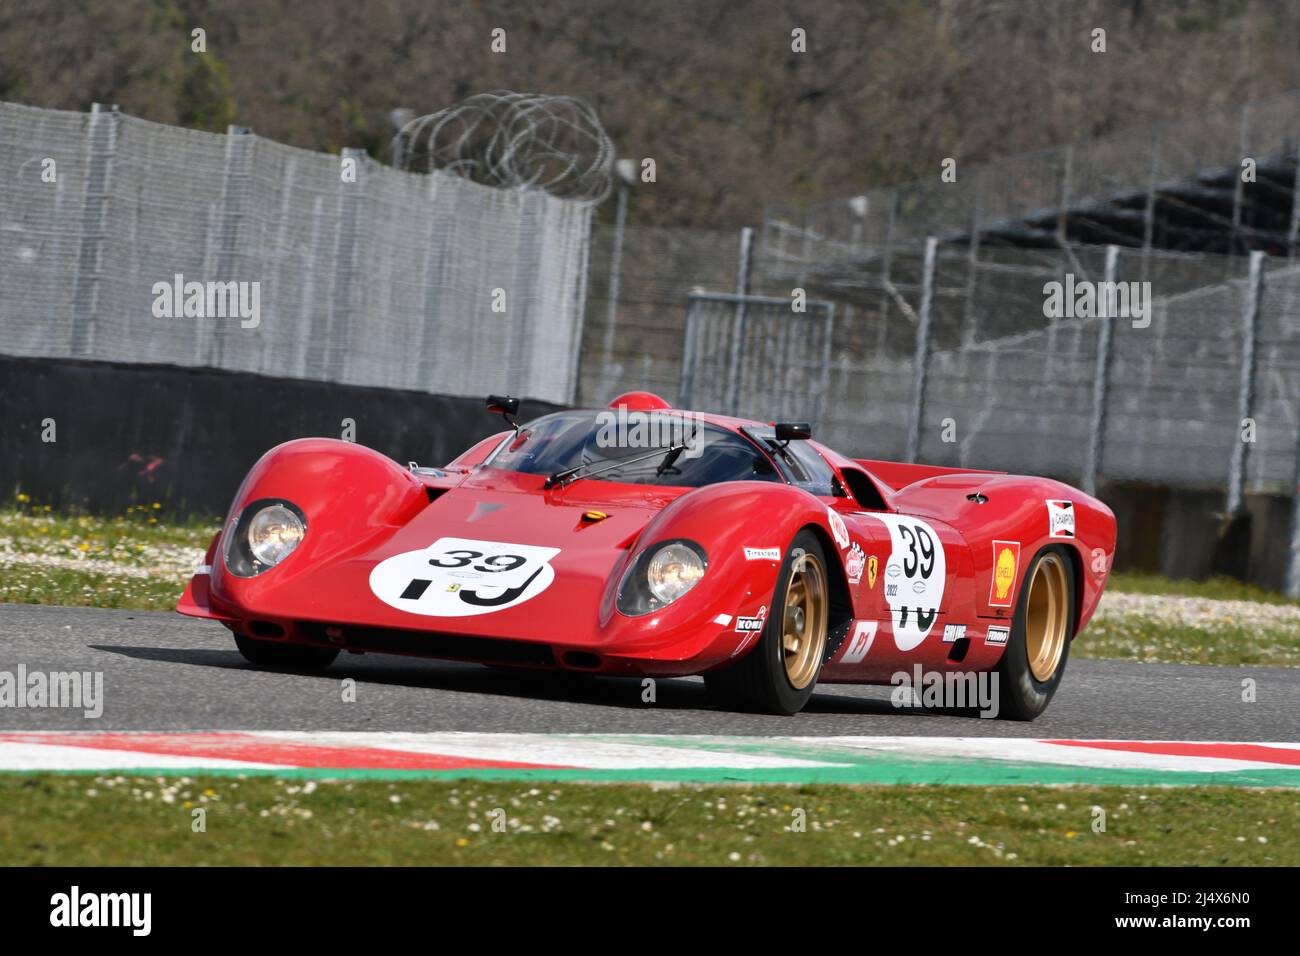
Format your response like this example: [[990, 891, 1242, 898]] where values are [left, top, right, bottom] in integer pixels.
[[207, 438, 428, 614], [594, 481, 845, 668]]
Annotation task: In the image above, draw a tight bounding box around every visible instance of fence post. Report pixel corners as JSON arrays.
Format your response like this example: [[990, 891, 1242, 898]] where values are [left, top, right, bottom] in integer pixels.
[[1082, 245, 1120, 497], [905, 236, 938, 463], [70, 102, 119, 357], [679, 294, 701, 408], [600, 174, 631, 381], [1287, 428, 1300, 598], [725, 226, 754, 413], [325, 147, 367, 382], [208, 124, 253, 367], [1226, 250, 1264, 516]]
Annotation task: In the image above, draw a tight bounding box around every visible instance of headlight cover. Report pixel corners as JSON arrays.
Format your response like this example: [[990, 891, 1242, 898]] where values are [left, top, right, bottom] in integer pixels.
[[617, 539, 707, 616], [224, 498, 307, 577]]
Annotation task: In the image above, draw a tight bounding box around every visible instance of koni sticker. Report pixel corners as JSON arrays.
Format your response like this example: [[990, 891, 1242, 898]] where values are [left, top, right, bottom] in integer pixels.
[[735, 605, 767, 635], [1047, 499, 1075, 538], [989, 540, 1021, 607], [868, 514, 947, 651]]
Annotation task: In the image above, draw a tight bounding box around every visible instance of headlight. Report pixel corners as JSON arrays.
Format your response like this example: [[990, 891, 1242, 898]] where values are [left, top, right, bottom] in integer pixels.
[[646, 542, 705, 604], [617, 539, 707, 616], [223, 498, 307, 577], [247, 504, 305, 567]]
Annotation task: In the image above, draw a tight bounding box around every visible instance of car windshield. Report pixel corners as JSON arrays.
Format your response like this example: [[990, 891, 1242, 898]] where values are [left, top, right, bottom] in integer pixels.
[[484, 410, 781, 488]]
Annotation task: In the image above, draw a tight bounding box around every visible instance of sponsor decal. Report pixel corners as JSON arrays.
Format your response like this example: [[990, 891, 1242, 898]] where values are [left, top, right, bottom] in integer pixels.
[[986, 625, 1010, 646], [868, 514, 948, 651], [370, 537, 559, 617], [743, 547, 781, 561], [731, 606, 768, 658], [840, 620, 879, 664], [942, 623, 967, 644], [1047, 499, 1075, 539], [735, 605, 767, 634], [845, 543, 866, 584], [712, 613, 733, 626], [989, 540, 1021, 607], [866, 555, 878, 589], [827, 507, 850, 550]]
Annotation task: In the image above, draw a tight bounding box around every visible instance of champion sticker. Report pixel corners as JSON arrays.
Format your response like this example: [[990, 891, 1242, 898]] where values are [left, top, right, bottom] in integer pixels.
[[370, 537, 559, 617], [1047, 500, 1075, 539]]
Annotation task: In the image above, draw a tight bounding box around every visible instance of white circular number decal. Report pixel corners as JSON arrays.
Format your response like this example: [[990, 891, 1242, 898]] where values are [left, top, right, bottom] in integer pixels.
[[870, 515, 947, 651], [369, 537, 559, 617]]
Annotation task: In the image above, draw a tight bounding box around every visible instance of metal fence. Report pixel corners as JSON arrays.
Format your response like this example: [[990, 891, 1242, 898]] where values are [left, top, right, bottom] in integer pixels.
[[0, 101, 594, 404]]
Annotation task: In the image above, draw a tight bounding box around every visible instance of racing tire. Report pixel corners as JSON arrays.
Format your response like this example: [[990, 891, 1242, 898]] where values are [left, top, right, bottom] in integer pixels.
[[994, 545, 1075, 720], [704, 529, 831, 715], [233, 633, 339, 673]]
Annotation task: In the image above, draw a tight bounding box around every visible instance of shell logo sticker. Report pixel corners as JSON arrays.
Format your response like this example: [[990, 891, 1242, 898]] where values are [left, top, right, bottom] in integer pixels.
[[370, 537, 559, 617], [989, 540, 1020, 607]]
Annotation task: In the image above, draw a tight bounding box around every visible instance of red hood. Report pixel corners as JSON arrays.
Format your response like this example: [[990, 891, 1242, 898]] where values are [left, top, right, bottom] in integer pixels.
[[208, 468, 686, 641]]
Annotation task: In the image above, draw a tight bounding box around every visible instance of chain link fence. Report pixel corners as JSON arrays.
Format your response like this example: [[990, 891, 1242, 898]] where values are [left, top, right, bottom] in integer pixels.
[[0, 101, 594, 404]]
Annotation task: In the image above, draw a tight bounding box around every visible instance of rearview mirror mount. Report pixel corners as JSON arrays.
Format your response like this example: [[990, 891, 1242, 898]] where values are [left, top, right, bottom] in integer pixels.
[[486, 395, 521, 434]]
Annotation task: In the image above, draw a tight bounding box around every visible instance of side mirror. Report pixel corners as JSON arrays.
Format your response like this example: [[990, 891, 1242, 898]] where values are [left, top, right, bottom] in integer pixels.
[[774, 422, 812, 442], [486, 395, 519, 417]]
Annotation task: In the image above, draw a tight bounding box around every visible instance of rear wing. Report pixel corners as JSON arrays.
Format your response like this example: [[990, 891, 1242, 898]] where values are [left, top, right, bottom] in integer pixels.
[[854, 459, 1005, 492]]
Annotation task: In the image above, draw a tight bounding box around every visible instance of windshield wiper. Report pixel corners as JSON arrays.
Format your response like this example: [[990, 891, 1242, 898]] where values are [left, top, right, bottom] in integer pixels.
[[543, 443, 688, 490]]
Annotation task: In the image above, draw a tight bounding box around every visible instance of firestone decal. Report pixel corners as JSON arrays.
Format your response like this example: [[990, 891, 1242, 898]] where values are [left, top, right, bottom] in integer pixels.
[[370, 537, 559, 617], [989, 540, 1021, 607], [868, 514, 948, 651], [828, 508, 850, 550], [1047, 499, 1075, 539], [743, 547, 781, 561]]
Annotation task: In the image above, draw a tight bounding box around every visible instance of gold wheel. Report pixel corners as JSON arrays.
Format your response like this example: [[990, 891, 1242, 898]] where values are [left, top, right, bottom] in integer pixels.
[[781, 549, 829, 690], [1024, 553, 1069, 682]]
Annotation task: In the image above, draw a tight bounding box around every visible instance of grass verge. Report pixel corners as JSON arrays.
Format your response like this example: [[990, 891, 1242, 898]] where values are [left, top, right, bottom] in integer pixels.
[[0, 776, 1293, 866]]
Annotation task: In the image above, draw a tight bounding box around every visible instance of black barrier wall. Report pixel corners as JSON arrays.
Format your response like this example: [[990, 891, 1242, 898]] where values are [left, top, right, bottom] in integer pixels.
[[0, 356, 562, 516]]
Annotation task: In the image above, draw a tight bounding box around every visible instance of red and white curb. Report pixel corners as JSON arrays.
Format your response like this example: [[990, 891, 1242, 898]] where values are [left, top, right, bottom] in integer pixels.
[[0, 732, 1298, 785]]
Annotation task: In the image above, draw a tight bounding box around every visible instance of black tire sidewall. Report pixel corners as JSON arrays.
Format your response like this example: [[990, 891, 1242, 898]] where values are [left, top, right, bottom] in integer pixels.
[[996, 545, 1075, 720], [754, 528, 830, 714]]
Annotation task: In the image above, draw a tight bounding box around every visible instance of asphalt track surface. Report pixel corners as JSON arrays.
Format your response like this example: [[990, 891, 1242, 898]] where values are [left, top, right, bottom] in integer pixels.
[[2, 604, 1297, 740]]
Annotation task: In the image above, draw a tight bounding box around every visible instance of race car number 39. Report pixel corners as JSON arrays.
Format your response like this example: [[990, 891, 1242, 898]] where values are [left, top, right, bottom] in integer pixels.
[[369, 537, 560, 617]]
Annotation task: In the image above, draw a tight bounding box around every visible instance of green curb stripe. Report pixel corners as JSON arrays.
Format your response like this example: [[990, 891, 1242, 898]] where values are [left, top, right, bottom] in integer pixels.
[[5, 760, 1299, 787]]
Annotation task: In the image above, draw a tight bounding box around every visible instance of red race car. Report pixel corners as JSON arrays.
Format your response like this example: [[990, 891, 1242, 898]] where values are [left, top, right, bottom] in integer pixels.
[[178, 391, 1116, 719]]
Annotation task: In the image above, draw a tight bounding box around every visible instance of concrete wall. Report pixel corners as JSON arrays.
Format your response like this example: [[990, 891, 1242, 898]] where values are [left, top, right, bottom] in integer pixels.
[[0, 356, 561, 517]]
